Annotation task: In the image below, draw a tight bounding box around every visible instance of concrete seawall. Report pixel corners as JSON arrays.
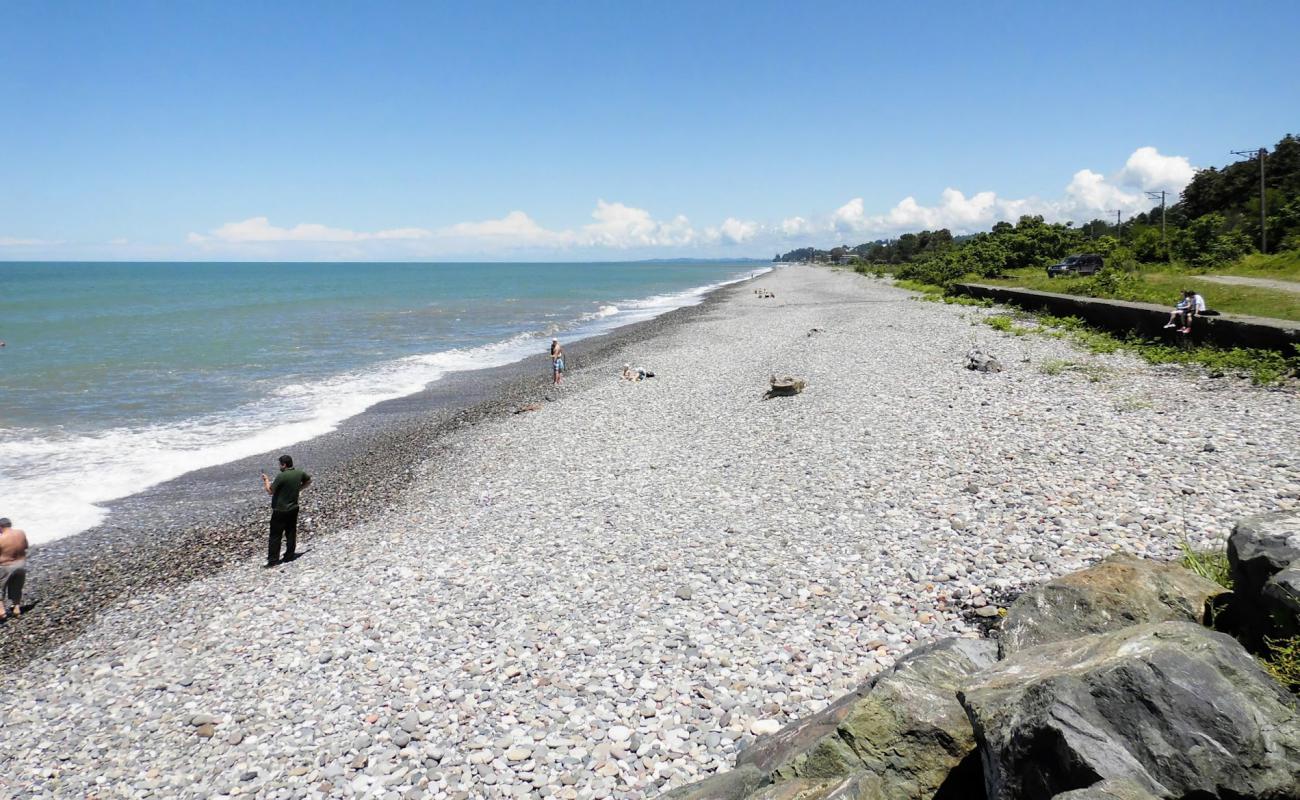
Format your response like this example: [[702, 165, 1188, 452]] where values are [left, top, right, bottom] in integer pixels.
[[953, 283, 1300, 352]]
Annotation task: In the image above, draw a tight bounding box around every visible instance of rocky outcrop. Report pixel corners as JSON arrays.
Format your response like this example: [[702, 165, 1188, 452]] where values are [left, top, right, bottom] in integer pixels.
[[1050, 779, 1160, 800], [1263, 563, 1300, 639], [997, 554, 1229, 656], [749, 774, 884, 800], [659, 765, 767, 799], [740, 637, 995, 797], [1230, 511, 1300, 646], [660, 548, 1300, 800], [959, 621, 1300, 800], [666, 637, 995, 800]]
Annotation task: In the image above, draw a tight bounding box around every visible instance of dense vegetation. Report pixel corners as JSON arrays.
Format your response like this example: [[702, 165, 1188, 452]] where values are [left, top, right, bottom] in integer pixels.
[[775, 133, 1300, 289]]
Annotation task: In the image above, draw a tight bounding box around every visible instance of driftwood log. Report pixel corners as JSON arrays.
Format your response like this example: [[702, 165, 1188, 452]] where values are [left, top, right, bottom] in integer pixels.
[[764, 375, 806, 399]]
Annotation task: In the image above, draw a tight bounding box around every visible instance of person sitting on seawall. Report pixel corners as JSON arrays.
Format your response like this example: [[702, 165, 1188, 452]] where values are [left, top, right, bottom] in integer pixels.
[[621, 363, 655, 381], [1180, 290, 1207, 334], [0, 517, 30, 621], [1163, 292, 1192, 329]]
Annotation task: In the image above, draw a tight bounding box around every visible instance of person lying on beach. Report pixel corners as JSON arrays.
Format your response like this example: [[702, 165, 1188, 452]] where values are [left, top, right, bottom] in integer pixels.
[[550, 339, 565, 385], [0, 518, 29, 620], [621, 364, 655, 381]]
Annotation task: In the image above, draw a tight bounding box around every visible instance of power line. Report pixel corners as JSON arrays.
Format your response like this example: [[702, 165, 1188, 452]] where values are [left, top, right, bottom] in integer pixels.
[[1145, 190, 1169, 260], [1107, 209, 1123, 241]]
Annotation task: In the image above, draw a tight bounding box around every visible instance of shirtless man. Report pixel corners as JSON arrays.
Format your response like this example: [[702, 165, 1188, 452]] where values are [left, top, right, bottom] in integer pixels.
[[0, 518, 29, 619]]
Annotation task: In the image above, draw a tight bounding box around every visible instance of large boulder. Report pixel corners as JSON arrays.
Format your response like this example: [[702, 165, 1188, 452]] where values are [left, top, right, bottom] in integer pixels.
[[749, 774, 884, 800], [1230, 511, 1300, 646], [1263, 563, 1300, 640], [659, 765, 766, 800], [998, 554, 1228, 657], [1050, 779, 1160, 800], [738, 637, 996, 799], [960, 621, 1300, 800]]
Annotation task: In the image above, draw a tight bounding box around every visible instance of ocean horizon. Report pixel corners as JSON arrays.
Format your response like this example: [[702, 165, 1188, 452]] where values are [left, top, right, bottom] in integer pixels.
[[0, 260, 768, 544]]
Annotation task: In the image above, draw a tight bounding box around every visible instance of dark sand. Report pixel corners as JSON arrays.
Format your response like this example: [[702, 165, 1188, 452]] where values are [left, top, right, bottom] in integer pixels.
[[0, 281, 748, 668]]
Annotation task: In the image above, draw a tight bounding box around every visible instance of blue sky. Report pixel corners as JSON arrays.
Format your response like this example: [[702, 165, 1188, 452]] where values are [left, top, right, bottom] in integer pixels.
[[2, 0, 1297, 260]]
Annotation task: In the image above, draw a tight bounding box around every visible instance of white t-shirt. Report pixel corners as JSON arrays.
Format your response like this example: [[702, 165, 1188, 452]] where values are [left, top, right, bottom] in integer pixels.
[[1192, 294, 1206, 312]]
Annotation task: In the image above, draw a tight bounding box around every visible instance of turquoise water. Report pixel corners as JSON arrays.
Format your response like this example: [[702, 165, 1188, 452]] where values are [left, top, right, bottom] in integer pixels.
[[0, 261, 764, 542]]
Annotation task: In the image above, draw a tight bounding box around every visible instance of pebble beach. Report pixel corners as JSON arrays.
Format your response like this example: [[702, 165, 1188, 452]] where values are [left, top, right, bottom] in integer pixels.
[[3, 264, 1298, 799]]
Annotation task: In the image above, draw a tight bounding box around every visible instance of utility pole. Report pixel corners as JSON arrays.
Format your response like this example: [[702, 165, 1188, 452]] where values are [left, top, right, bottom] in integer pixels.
[[1108, 210, 1122, 241], [1145, 190, 1168, 259], [1231, 147, 1268, 253]]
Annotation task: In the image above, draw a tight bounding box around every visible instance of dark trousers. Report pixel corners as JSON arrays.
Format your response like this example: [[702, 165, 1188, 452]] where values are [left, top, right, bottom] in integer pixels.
[[268, 509, 299, 563]]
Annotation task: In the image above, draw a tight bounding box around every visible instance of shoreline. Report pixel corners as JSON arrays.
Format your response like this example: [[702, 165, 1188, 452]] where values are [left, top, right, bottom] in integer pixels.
[[0, 277, 754, 669]]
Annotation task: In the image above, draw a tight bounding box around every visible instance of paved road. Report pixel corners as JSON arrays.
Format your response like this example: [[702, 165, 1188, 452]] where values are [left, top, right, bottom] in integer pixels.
[[1201, 275, 1300, 294]]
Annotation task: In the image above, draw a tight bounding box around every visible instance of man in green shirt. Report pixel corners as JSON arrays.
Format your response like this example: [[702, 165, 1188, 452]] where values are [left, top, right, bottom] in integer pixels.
[[260, 454, 311, 566]]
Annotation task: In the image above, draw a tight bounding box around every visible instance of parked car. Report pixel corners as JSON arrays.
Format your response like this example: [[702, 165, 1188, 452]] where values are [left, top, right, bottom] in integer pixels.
[[1046, 253, 1103, 278]]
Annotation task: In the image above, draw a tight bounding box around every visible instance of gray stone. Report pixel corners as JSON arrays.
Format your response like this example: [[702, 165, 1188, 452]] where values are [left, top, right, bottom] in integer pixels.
[[1050, 779, 1160, 800], [960, 621, 1300, 800], [998, 554, 1228, 656], [1263, 563, 1300, 639], [1230, 511, 1300, 645], [739, 637, 995, 799]]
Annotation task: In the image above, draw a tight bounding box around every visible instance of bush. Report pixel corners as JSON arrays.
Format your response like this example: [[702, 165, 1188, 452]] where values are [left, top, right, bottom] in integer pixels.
[[1261, 636, 1300, 693]]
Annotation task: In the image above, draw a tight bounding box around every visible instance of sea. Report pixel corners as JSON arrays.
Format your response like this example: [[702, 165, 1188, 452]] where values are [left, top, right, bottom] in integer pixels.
[[0, 261, 768, 544]]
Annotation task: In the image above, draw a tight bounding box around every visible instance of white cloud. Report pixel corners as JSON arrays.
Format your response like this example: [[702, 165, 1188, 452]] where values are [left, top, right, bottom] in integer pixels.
[[1062, 168, 1143, 213], [579, 201, 696, 248], [707, 217, 759, 244], [188, 216, 433, 244], [184, 201, 731, 256], [442, 210, 572, 246], [781, 216, 812, 236], [1118, 146, 1195, 191], [170, 146, 1197, 259], [786, 146, 1197, 242], [0, 236, 46, 246], [831, 198, 867, 231]]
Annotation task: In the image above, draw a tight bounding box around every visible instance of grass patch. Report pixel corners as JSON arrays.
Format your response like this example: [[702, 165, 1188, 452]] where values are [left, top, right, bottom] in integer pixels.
[[983, 315, 1030, 336], [895, 279, 945, 297], [1139, 342, 1299, 385], [982, 264, 1300, 322], [1114, 396, 1154, 413], [1030, 316, 1298, 385], [1224, 250, 1300, 281], [1261, 636, 1300, 693], [1039, 359, 1073, 376], [943, 294, 993, 308], [906, 274, 1300, 385], [1178, 541, 1233, 589]]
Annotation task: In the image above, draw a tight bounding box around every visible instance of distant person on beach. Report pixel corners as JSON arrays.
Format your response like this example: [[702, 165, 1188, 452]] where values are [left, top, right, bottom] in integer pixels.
[[260, 455, 311, 567], [621, 363, 654, 381], [550, 338, 565, 385], [0, 518, 29, 620]]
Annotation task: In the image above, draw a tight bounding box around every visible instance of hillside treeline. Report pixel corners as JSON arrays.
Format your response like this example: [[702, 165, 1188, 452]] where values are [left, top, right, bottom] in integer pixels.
[[776, 133, 1300, 285]]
